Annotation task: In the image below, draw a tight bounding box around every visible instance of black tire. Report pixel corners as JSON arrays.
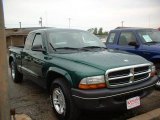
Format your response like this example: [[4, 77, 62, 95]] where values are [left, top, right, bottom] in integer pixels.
[[10, 61, 23, 83], [50, 78, 80, 120], [155, 63, 160, 89]]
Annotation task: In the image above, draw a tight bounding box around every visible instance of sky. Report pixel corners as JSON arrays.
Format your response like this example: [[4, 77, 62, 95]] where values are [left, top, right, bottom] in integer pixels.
[[3, 0, 160, 31]]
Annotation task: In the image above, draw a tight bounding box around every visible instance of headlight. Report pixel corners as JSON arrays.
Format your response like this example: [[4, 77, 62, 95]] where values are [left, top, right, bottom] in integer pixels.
[[78, 75, 106, 89]]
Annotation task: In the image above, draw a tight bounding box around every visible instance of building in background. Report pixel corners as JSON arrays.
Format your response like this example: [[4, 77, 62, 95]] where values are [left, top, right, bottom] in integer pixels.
[[5, 27, 50, 48]]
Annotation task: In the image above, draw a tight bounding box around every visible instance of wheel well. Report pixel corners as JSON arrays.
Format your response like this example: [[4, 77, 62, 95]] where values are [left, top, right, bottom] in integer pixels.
[[151, 59, 160, 69], [151, 59, 160, 65], [46, 71, 70, 91], [9, 56, 13, 67]]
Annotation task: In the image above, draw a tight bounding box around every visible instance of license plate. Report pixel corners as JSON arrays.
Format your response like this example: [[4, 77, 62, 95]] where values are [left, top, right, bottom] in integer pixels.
[[126, 96, 140, 110]]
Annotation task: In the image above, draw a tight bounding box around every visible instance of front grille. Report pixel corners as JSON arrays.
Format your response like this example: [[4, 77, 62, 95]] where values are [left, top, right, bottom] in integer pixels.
[[105, 64, 151, 88], [134, 66, 149, 73], [109, 77, 130, 85], [134, 73, 149, 81], [108, 69, 130, 78]]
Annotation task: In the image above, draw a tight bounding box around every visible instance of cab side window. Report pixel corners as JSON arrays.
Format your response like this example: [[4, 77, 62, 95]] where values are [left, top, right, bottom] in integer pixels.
[[32, 34, 43, 50], [106, 32, 116, 44], [24, 33, 35, 50], [118, 32, 137, 46]]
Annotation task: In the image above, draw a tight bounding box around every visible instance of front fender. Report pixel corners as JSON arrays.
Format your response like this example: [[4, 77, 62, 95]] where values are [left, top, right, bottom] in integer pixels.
[[47, 67, 73, 86]]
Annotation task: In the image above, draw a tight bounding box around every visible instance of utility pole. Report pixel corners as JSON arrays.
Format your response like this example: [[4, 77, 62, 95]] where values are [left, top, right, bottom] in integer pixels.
[[121, 21, 124, 27], [19, 22, 21, 28], [0, 0, 10, 119], [68, 18, 71, 28], [39, 17, 42, 27]]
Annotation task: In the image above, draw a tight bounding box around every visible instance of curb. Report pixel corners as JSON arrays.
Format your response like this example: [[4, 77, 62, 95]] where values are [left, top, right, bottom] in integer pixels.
[[128, 108, 160, 120]]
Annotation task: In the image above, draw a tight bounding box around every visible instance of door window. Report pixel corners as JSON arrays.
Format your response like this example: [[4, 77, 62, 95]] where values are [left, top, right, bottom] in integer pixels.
[[24, 33, 35, 50], [118, 32, 137, 46], [106, 32, 116, 44], [32, 34, 43, 50]]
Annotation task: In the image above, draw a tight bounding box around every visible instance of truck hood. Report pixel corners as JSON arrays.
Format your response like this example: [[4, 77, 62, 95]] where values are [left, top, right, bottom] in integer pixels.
[[51, 50, 150, 71]]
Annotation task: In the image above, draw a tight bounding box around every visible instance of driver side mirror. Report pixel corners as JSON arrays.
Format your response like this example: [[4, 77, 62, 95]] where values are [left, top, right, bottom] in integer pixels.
[[128, 42, 139, 48], [32, 45, 46, 53]]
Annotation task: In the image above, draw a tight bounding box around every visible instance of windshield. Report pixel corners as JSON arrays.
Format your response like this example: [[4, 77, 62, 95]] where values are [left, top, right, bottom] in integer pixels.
[[47, 30, 105, 50], [138, 30, 160, 44]]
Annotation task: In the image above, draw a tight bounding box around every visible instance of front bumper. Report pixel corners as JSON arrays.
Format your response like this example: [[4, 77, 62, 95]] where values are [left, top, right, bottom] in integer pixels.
[[71, 76, 158, 110]]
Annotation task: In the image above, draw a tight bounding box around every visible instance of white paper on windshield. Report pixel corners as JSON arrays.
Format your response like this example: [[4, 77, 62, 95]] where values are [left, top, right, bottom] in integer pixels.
[[142, 35, 152, 42]]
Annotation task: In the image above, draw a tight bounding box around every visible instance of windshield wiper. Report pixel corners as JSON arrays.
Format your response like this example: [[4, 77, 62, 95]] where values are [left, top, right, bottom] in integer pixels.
[[55, 46, 107, 51], [145, 41, 159, 44], [55, 47, 80, 50], [82, 46, 107, 49]]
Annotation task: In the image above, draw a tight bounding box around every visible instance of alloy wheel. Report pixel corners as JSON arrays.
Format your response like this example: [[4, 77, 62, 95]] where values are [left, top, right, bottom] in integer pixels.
[[52, 87, 66, 115]]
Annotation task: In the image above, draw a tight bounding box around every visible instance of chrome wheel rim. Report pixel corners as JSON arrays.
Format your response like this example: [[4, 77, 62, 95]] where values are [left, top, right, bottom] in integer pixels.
[[53, 87, 66, 115], [11, 62, 15, 79]]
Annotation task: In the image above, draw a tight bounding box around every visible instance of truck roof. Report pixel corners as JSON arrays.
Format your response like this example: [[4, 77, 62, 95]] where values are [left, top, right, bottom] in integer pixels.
[[111, 27, 154, 32], [30, 28, 85, 33]]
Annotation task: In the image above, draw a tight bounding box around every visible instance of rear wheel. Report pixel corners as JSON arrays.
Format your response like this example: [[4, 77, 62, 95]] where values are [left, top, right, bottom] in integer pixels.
[[50, 78, 80, 120], [10, 61, 23, 83]]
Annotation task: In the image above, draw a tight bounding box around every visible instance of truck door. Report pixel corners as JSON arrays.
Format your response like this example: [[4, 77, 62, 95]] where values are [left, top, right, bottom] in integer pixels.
[[29, 33, 46, 86], [116, 31, 142, 56], [21, 32, 35, 76]]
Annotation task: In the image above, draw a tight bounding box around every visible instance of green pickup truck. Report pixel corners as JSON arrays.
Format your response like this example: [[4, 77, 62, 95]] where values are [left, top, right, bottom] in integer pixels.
[[9, 28, 158, 120]]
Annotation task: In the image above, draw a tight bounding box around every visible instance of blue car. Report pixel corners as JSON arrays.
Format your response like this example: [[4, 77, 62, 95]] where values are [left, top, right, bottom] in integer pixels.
[[106, 27, 160, 88]]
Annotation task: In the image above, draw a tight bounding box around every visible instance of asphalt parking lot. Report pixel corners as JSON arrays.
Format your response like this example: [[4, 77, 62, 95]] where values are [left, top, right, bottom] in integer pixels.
[[9, 70, 160, 120]]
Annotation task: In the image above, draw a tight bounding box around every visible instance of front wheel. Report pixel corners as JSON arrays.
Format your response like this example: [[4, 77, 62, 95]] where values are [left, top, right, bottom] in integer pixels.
[[155, 63, 160, 89], [50, 78, 80, 120]]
